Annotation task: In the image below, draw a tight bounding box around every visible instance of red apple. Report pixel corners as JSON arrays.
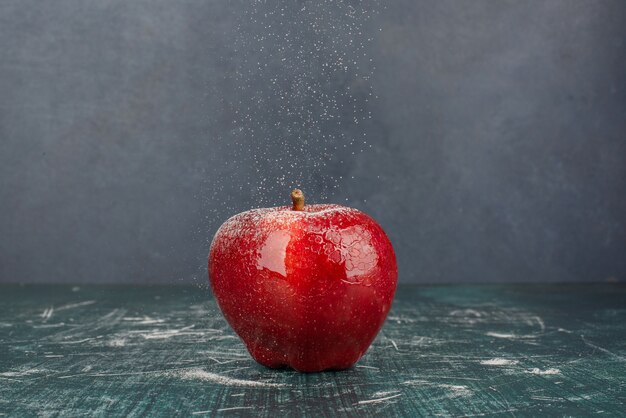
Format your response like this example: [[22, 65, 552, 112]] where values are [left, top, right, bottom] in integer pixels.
[[208, 189, 397, 372]]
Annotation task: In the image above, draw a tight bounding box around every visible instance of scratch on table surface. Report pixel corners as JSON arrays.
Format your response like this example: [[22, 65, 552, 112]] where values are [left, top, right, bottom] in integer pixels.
[[390, 339, 399, 351], [56, 301, 96, 311], [526, 368, 561, 375], [211, 335, 238, 341], [403, 380, 473, 397], [421, 376, 482, 381], [57, 337, 102, 345], [438, 384, 472, 397], [68, 352, 108, 358], [373, 390, 401, 397], [480, 358, 519, 366], [122, 316, 166, 325], [217, 406, 255, 412], [454, 408, 519, 417], [486, 332, 536, 340], [41, 306, 54, 322], [204, 354, 248, 363], [32, 323, 65, 329], [46, 309, 127, 342], [0, 368, 46, 377], [208, 357, 240, 365], [581, 335, 626, 361], [100, 309, 125, 322], [220, 367, 251, 374], [534, 316, 546, 332], [408, 336, 449, 347], [192, 406, 254, 414], [139, 325, 204, 340], [203, 328, 227, 333], [356, 365, 379, 370], [355, 393, 402, 405], [531, 395, 564, 401], [566, 394, 593, 401]]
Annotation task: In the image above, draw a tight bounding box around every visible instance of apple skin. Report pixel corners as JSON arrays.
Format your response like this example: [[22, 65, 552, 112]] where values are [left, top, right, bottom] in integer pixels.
[[209, 203, 397, 372]]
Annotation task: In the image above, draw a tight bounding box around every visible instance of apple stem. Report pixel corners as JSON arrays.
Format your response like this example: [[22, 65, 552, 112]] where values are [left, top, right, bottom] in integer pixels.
[[291, 189, 305, 211]]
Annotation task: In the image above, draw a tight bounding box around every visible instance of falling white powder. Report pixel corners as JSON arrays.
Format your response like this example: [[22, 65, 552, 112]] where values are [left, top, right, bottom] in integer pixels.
[[201, 0, 383, 238]]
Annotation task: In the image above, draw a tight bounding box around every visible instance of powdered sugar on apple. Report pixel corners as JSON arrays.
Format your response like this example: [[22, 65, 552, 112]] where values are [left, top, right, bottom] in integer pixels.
[[210, 204, 380, 284]]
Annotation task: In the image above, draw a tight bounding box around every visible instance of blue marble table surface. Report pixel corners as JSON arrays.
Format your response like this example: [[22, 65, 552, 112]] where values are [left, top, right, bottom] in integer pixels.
[[0, 284, 624, 417]]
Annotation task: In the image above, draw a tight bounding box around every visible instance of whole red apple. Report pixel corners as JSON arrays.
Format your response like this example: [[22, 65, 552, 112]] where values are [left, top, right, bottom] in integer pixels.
[[208, 189, 397, 372]]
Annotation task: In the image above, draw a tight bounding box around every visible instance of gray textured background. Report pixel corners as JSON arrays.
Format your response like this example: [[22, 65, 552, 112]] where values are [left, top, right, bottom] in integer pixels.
[[1, 0, 625, 284]]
